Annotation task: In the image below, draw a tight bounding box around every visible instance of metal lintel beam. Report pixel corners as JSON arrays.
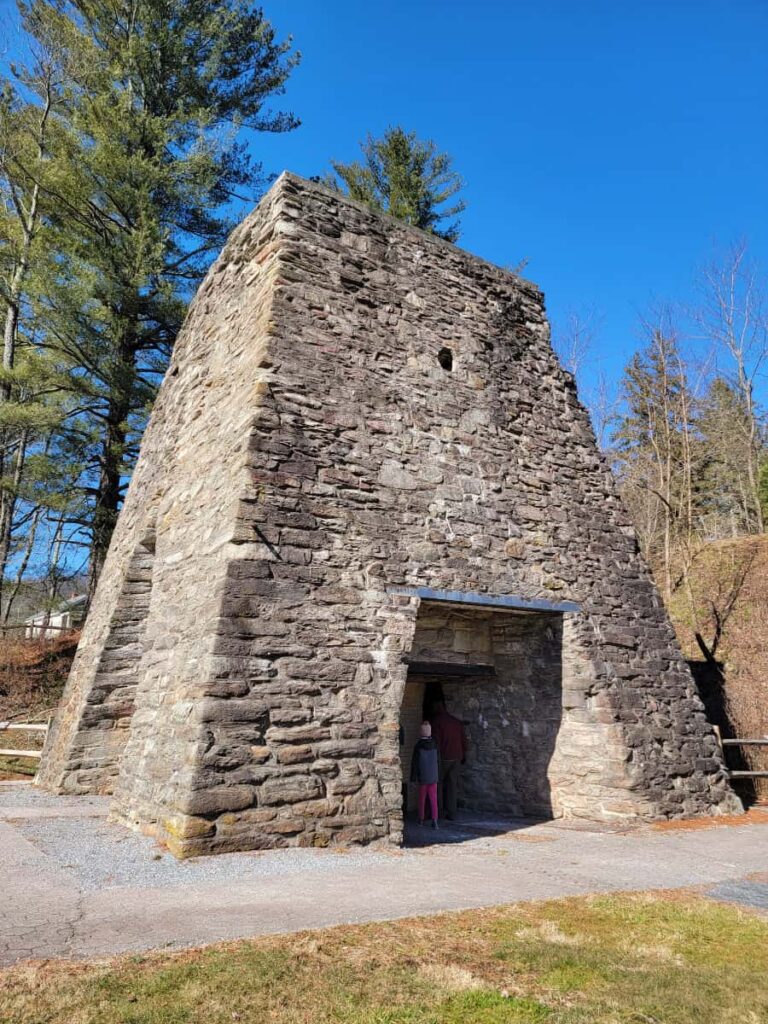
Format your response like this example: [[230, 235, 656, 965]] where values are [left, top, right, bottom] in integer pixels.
[[389, 586, 580, 615], [405, 661, 496, 678]]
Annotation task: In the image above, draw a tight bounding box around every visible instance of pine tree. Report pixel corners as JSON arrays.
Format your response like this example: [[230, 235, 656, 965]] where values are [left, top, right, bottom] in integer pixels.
[[0, 36, 75, 617], [12, 0, 300, 592], [696, 377, 763, 536], [330, 126, 466, 242]]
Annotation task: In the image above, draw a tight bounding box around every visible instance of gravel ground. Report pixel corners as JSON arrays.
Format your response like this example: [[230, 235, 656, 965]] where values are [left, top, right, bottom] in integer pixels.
[[0, 784, 107, 811], [6, 782, 767, 916], [15, 814, 399, 893], [5, 783, 534, 892]]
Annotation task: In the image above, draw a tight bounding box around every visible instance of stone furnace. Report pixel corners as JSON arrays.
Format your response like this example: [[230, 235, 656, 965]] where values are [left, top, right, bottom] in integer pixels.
[[37, 174, 740, 855]]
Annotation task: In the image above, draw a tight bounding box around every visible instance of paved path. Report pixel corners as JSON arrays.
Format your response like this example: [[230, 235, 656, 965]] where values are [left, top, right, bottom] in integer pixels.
[[1, 783, 766, 966]]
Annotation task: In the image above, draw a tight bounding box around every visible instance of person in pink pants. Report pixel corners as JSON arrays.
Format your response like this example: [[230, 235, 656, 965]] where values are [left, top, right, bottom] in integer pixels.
[[418, 780, 438, 824], [410, 721, 440, 828]]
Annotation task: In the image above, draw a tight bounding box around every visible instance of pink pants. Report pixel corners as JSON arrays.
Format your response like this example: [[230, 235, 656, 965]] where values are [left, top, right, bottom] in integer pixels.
[[418, 783, 438, 821]]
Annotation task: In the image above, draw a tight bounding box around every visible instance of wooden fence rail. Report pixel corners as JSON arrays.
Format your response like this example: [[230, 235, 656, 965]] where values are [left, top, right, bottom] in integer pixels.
[[0, 623, 78, 640], [0, 721, 48, 760], [714, 729, 768, 779]]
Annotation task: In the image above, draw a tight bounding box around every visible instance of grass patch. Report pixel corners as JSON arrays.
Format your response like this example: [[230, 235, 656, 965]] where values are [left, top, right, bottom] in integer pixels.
[[2, 893, 766, 1023], [0, 754, 37, 779]]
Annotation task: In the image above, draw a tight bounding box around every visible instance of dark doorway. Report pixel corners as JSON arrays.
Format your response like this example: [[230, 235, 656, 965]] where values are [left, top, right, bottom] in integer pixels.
[[399, 602, 564, 842]]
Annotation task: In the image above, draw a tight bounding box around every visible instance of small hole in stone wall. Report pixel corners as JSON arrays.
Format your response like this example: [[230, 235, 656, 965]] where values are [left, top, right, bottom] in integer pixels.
[[437, 347, 453, 371]]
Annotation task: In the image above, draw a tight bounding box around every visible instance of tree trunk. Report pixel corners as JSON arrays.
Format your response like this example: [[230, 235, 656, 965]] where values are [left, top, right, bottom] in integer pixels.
[[0, 430, 29, 618], [2, 501, 42, 624], [88, 387, 132, 599], [0, 85, 52, 616]]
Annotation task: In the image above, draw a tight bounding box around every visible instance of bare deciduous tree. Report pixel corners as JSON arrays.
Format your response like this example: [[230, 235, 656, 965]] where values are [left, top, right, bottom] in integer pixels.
[[614, 308, 700, 601], [553, 306, 600, 379], [695, 241, 767, 533], [552, 307, 619, 451]]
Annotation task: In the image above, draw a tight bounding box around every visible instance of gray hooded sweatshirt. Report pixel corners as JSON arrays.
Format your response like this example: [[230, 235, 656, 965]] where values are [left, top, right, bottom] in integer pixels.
[[410, 738, 439, 785]]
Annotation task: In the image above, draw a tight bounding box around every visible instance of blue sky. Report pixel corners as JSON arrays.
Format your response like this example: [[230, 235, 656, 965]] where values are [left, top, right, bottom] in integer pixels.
[[251, 0, 767, 397], [1, 0, 766, 394]]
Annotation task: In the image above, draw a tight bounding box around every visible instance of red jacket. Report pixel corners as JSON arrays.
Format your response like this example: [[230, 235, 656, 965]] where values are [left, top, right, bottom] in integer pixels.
[[431, 710, 468, 762]]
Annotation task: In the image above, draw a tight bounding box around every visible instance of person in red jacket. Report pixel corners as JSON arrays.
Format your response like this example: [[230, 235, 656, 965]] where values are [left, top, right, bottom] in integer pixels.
[[430, 700, 468, 820]]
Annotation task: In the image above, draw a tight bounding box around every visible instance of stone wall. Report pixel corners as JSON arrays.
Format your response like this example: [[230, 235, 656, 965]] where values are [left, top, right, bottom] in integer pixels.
[[38, 173, 741, 856], [36, 183, 284, 811]]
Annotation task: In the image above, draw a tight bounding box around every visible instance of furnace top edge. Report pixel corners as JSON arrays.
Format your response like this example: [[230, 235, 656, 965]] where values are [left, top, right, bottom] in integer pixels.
[[261, 171, 544, 301]]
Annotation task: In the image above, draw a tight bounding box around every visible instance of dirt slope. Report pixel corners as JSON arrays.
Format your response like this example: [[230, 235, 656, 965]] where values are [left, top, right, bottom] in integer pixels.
[[0, 631, 79, 779], [0, 631, 79, 721], [667, 535, 768, 799]]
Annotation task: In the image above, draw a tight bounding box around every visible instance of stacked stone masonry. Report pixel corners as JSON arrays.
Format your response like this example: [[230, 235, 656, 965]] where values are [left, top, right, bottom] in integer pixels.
[[37, 173, 741, 856]]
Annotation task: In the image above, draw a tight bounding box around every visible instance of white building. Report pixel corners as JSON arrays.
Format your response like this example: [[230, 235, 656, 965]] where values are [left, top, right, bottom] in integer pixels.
[[24, 594, 87, 639]]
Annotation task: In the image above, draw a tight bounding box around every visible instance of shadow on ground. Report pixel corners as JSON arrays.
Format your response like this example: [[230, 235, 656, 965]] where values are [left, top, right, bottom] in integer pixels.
[[403, 810, 548, 847]]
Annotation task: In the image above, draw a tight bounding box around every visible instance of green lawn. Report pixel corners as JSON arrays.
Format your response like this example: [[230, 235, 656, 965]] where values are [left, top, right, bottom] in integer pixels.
[[2, 893, 766, 1023]]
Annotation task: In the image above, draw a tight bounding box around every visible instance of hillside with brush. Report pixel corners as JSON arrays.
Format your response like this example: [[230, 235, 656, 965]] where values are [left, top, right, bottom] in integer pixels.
[[0, 631, 79, 779], [667, 535, 768, 801]]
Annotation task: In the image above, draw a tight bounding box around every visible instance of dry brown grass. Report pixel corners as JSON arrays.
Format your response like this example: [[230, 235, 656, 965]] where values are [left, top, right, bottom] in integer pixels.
[[650, 807, 768, 831], [0, 630, 79, 721], [1, 892, 766, 1024]]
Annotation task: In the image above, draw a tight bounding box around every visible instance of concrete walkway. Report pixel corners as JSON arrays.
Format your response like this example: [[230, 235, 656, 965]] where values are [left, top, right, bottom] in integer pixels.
[[1, 783, 766, 966]]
